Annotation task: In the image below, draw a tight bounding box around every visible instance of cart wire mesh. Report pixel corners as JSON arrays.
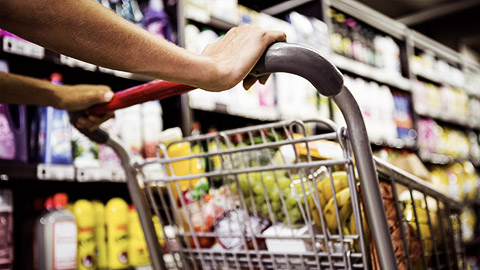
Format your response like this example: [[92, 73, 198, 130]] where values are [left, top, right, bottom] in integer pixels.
[[135, 119, 465, 270]]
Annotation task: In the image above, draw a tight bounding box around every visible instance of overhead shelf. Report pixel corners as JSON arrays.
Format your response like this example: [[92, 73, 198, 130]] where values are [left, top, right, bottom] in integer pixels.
[[330, 54, 411, 91], [414, 107, 480, 131], [1, 36, 152, 82]]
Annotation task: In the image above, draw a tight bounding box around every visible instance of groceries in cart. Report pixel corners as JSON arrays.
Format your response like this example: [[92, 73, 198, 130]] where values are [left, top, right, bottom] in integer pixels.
[[143, 121, 464, 269]]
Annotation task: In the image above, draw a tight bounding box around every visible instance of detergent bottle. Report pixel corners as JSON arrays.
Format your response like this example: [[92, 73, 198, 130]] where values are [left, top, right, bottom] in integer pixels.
[[128, 206, 150, 267], [91, 200, 108, 269], [36, 193, 77, 270], [73, 199, 97, 270], [105, 198, 129, 269]]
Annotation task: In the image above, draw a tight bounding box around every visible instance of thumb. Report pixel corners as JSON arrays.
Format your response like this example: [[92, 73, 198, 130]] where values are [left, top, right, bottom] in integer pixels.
[[82, 85, 114, 107], [64, 85, 113, 111]]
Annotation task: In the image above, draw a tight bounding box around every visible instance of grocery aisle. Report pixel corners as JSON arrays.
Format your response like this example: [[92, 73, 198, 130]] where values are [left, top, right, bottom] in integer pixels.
[[1, 0, 479, 269]]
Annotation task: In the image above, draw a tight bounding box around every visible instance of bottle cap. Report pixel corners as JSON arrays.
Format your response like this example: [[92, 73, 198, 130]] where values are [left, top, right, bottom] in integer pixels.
[[157, 127, 183, 144], [45, 197, 54, 211], [50, 73, 62, 83], [53, 193, 68, 209]]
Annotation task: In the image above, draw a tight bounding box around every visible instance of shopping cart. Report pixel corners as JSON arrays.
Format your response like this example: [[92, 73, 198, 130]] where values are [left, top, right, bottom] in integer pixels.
[[72, 43, 466, 270]]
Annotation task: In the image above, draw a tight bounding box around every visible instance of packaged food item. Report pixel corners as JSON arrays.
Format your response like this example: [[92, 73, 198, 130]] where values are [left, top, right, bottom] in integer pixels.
[[213, 209, 270, 250], [263, 224, 313, 253]]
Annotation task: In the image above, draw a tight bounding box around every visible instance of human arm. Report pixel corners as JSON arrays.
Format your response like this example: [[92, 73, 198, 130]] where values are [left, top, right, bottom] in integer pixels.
[[0, 0, 286, 91], [0, 72, 114, 130]]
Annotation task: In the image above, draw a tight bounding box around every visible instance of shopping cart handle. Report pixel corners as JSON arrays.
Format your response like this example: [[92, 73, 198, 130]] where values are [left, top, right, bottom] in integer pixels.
[[251, 42, 344, 97]]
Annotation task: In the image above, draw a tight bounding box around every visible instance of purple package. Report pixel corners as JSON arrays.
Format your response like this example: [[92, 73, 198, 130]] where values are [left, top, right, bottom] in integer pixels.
[[0, 105, 15, 160]]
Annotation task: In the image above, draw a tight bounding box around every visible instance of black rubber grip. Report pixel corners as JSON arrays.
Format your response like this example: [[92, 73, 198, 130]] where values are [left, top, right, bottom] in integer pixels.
[[69, 110, 109, 144]]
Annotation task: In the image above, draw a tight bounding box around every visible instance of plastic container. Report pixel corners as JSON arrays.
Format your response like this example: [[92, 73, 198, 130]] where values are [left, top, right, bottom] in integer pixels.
[[158, 127, 204, 200], [37, 106, 73, 164], [91, 200, 107, 269], [73, 200, 96, 270], [0, 104, 28, 162], [142, 101, 163, 158], [0, 190, 13, 270], [105, 198, 129, 269], [36, 193, 77, 270], [128, 206, 150, 267]]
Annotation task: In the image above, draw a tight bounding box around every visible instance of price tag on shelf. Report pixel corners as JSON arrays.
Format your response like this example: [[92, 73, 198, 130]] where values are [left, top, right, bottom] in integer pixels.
[[76, 167, 111, 182], [59, 55, 96, 71], [110, 167, 126, 182], [3, 36, 45, 59], [37, 164, 75, 181]]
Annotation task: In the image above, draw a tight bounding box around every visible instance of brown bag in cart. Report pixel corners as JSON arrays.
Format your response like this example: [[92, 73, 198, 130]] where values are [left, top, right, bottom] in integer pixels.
[[369, 183, 423, 270]]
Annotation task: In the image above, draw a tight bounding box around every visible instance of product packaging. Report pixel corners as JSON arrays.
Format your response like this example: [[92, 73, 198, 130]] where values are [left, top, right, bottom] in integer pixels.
[[128, 206, 150, 267], [0, 190, 13, 270], [73, 200, 97, 270], [91, 200, 108, 269], [36, 193, 77, 270], [105, 198, 129, 269]]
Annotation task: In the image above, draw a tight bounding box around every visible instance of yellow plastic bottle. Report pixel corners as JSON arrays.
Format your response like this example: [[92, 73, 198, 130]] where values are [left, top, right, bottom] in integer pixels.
[[73, 199, 97, 270], [158, 127, 204, 201], [105, 198, 129, 269], [92, 200, 108, 269], [128, 206, 150, 267], [152, 215, 165, 247]]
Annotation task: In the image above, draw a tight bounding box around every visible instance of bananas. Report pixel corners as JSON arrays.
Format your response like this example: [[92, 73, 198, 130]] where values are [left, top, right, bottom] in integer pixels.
[[308, 171, 359, 235], [400, 190, 439, 263]]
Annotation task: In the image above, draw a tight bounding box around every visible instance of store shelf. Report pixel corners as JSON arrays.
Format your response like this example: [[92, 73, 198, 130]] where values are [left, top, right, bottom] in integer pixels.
[[261, 0, 315, 16], [330, 54, 411, 91], [0, 162, 129, 182], [1, 36, 152, 82], [184, 5, 237, 31], [414, 107, 480, 130], [410, 65, 465, 90], [418, 151, 473, 166], [189, 94, 280, 121], [370, 137, 417, 150]]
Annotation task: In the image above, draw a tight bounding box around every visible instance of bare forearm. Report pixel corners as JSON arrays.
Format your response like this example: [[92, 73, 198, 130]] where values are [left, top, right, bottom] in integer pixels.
[[0, 0, 216, 87], [0, 72, 60, 107]]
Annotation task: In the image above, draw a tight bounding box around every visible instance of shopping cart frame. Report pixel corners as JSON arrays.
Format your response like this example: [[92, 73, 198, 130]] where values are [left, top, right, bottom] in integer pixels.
[[73, 43, 397, 269]]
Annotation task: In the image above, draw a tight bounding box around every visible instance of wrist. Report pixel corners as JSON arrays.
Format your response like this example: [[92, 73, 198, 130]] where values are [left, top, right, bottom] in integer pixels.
[[47, 83, 67, 109]]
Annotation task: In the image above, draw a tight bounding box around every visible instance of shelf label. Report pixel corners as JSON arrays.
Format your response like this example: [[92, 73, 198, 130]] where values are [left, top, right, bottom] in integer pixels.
[[59, 55, 96, 71], [37, 164, 75, 181], [3, 36, 45, 59]]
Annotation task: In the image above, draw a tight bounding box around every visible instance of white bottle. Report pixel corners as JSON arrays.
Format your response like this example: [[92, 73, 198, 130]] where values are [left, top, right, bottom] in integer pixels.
[[36, 193, 77, 270]]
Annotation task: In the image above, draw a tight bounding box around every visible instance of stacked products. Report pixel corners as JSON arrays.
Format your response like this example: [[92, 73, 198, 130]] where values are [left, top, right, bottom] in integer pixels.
[[417, 118, 471, 160], [328, 8, 402, 76], [33, 194, 163, 269]]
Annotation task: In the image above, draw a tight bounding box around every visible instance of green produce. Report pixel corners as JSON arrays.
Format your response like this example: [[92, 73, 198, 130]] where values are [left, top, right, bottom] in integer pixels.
[[232, 170, 312, 226]]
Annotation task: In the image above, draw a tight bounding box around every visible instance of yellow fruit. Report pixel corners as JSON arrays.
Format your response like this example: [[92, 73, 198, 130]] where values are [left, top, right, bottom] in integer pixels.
[[317, 171, 349, 207], [323, 188, 352, 232]]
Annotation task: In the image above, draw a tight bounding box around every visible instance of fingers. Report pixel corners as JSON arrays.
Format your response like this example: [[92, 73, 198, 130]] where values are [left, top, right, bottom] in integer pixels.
[[258, 74, 270, 85], [266, 30, 287, 43], [75, 111, 115, 131], [243, 75, 257, 90]]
